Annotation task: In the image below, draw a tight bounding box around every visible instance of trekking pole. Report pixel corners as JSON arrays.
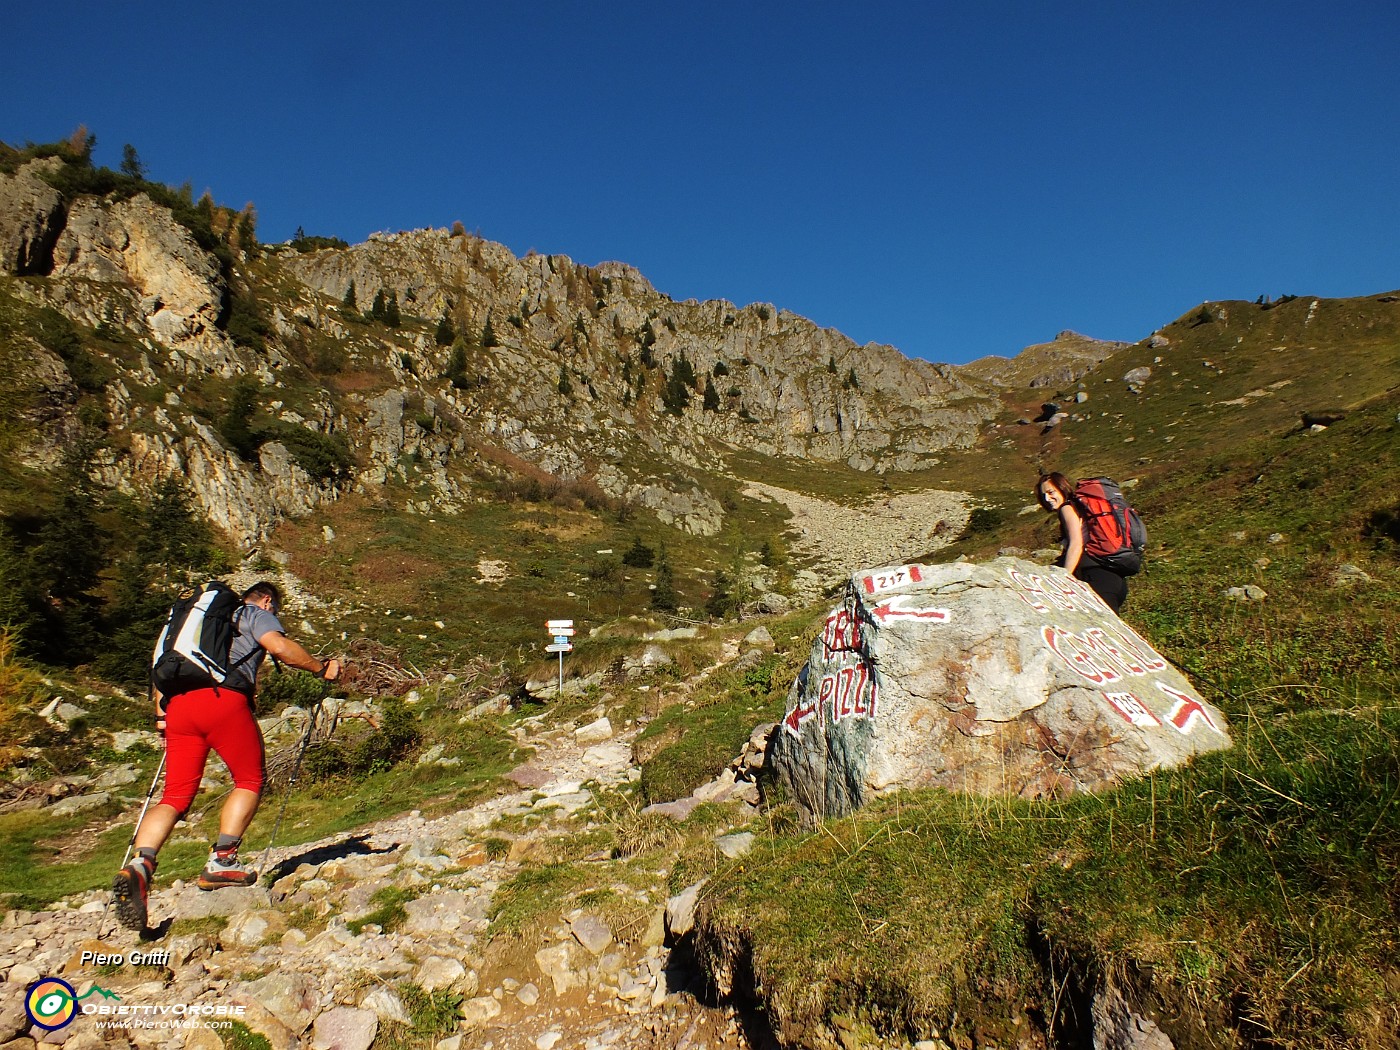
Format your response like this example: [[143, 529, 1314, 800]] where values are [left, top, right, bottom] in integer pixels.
[[257, 701, 320, 879], [98, 749, 166, 939], [119, 752, 168, 871]]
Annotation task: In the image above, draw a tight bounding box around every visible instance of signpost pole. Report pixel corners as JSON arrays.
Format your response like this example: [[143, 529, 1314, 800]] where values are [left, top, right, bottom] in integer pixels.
[[546, 619, 575, 700]]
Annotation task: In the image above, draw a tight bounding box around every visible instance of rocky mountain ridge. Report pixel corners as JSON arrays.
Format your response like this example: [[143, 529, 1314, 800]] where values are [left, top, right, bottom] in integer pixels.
[[0, 151, 1081, 547]]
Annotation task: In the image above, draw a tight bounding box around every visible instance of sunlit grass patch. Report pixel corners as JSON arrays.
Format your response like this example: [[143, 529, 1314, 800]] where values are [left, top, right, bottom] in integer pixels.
[[696, 704, 1400, 1049]]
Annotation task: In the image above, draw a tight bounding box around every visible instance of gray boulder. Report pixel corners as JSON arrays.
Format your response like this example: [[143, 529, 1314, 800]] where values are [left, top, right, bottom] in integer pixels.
[[48, 792, 109, 817], [172, 885, 271, 919], [310, 1008, 377, 1050], [769, 558, 1230, 821], [665, 880, 706, 938], [741, 625, 776, 652], [1123, 366, 1152, 392], [236, 972, 318, 1034], [569, 912, 613, 955]]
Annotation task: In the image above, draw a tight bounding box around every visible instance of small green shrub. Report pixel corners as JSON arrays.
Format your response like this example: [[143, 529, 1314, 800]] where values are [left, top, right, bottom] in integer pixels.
[[220, 1021, 272, 1050], [256, 670, 330, 711], [965, 506, 1006, 533], [303, 697, 421, 780], [396, 982, 464, 1041], [225, 289, 270, 351], [262, 425, 353, 482]]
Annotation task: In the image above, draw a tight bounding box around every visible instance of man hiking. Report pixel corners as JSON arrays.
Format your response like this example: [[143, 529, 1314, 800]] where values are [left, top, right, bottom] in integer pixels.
[[112, 581, 342, 930]]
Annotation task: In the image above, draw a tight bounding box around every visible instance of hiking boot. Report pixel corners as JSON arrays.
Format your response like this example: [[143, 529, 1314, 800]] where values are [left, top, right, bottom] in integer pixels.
[[197, 849, 257, 890], [112, 857, 154, 930]]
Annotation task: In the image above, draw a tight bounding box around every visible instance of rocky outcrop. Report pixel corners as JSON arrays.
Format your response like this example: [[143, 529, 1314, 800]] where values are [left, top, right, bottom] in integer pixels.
[[769, 558, 1231, 819], [3, 186, 1003, 542], [961, 330, 1127, 390], [51, 194, 239, 373], [0, 158, 66, 274], [282, 228, 1002, 479]]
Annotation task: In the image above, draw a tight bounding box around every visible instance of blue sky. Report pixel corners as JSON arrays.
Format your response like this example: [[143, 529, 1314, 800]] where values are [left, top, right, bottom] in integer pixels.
[[5, 1, 1397, 364]]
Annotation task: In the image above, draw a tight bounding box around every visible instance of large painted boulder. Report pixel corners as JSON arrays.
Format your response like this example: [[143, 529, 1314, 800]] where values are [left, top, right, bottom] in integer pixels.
[[768, 557, 1231, 819]]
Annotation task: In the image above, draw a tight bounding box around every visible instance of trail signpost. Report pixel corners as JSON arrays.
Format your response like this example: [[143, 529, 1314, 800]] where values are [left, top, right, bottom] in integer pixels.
[[545, 619, 574, 696]]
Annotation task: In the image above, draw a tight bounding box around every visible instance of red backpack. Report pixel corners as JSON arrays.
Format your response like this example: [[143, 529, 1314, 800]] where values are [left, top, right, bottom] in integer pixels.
[[1073, 477, 1147, 575]]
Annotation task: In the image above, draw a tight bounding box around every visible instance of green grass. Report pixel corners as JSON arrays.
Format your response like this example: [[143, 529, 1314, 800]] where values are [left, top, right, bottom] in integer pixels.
[[373, 982, 464, 1050], [488, 862, 590, 938], [698, 704, 1400, 1049], [634, 645, 803, 805], [219, 1021, 273, 1050], [345, 885, 418, 935]]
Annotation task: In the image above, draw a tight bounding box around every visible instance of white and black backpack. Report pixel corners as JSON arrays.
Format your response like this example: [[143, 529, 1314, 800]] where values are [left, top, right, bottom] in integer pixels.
[[151, 581, 257, 697]]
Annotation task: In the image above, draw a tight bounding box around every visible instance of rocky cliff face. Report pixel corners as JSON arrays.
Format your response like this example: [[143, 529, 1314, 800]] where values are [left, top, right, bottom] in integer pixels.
[[0, 157, 67, 274], [0, 160, 1012, 544], [1, 159, 338, 544], [279, 227, 1001, 477]]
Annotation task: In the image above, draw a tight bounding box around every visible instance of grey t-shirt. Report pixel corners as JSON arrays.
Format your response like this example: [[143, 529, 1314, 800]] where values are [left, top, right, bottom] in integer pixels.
[[225, 604, 283, 693]]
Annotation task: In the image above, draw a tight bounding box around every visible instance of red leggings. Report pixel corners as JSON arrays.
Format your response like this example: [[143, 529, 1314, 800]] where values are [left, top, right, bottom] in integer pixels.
[[159, 687, 265, 814]]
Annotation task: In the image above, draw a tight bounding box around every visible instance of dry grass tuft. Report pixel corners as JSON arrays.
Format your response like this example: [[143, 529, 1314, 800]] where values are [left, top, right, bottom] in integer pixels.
[[612, 811, 683, 858]]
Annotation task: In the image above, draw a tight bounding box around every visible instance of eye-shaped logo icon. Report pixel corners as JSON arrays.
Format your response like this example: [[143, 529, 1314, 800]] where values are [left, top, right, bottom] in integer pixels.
[[26, 978, 78, 1030]]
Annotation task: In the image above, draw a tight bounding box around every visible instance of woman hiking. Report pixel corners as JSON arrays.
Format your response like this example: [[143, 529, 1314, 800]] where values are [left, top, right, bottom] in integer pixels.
[[1036, 472, 1129, 613]]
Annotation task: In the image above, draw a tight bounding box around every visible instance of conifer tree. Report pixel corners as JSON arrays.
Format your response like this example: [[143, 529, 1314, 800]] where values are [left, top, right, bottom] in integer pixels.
[[445, 340, 470, 389], [702, 376, 720, 412], [100, 477, 215, 686], [370, 289, 387, 321], [435, 307, 455, 346], [622, 535, 655, 568], [651, 547, 678, 612], [342, 281, 358, 310], [705, 569, 735, 620], [0, 529, 38, 645], [67, 125, 96, 162], [557, 366, 573, 396], [221, 377, 263, 461], [482, 315, 499, 348], [29, 437, 106, 661], [235, 204, 258, 254], [120, 144, 145, 180], [661, 367, 692, 415], [385, 291, 401, 327], [673, 354, 698, 390]]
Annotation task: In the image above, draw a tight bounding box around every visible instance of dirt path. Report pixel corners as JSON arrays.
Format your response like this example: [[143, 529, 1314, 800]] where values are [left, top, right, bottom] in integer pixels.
[[3, 705, 750, 1050], [741, 481, 972, 579]]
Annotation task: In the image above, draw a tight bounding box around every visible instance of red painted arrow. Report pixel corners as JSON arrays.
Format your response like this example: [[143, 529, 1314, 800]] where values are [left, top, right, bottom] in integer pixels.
[[869, 596, 950, 625]]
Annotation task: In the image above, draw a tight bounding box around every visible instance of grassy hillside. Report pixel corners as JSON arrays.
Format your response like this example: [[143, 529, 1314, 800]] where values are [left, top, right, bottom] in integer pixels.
[[692, 302, 1400, 1050]]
